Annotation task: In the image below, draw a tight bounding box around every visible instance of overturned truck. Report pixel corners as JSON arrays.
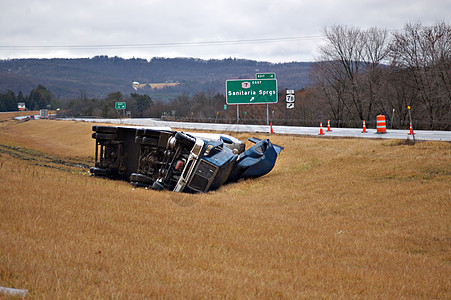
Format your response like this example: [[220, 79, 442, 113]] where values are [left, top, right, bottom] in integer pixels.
[[90, 125, 283, 193]]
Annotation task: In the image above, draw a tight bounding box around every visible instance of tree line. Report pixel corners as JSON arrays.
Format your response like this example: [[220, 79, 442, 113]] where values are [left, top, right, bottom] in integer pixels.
[[1, 21, 449, 130], [312, 21, 450, 130], [63, 88, 341, 128], [66, 91, 153, 118], [0, 85, 60, 112]]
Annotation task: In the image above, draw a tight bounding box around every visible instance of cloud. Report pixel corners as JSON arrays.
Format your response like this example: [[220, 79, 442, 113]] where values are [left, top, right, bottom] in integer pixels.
[[0, 0, 449, 62]]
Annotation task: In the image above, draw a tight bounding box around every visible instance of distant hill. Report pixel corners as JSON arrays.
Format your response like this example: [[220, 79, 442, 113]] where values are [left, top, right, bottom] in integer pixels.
[[0, 56, 312, 101]]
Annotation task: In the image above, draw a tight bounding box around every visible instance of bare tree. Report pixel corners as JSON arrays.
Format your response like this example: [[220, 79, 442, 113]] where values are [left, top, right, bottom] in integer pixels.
[[389, 21, 451, 129], [321, 25, 365, 121], [311, 61, 352, 126], [360, 27, 389, 120], [379, 67, 415, 128], [314, 25, 389, 125]]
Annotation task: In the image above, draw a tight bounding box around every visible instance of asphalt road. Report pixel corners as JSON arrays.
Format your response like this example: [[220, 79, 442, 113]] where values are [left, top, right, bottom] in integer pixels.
[[62, 117, 451, 142]]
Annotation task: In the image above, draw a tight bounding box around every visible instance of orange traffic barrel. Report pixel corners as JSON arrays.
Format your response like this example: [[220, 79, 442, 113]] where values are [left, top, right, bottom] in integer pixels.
[[376, 115, 386, 133]]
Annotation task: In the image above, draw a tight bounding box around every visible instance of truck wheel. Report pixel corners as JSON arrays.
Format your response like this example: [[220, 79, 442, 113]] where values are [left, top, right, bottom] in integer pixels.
[[136, 129, 145, 136], [130, 181, 149, 188], [151, 180, 166, 191], [130, 173, 153, 184], [175, 132, 196, 148], [92, 133, 117, 140], [90, 167, 110, 177], [93, 126, 118, 133]]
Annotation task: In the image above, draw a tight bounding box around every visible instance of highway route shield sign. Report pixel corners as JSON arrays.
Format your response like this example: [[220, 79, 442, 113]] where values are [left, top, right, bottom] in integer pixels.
[[286, 94, 295, 103]]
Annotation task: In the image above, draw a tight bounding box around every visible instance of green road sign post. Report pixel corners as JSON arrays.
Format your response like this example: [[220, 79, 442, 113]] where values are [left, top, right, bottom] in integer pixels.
[[226, 78, 278, 125], [256, 73, 276, 79], [226, 79, 278, 104], [115, 102, 126, 121], [115, 102, 126, 110]]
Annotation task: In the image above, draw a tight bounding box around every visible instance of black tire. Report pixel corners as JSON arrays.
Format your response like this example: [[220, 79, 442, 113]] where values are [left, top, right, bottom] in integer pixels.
[[93, 126, 118, 133], [90, 167, 110, 177], [151, 180, 166, 191], [136, 129, 145, 136], [175, 132, 196, 148], [130, 181, 150, 188], [130, 173, 153, 184], [92, 133, 117, 140]]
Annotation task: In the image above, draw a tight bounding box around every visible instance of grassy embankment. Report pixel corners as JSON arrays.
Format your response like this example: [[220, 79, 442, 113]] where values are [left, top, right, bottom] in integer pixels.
[[0, 112, 450, 298]]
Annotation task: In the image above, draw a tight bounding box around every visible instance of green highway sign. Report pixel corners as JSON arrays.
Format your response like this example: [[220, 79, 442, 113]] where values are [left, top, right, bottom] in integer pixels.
[[115, 102, 126, 110], [226, 79, 278, 104], [256, 73, 276, 79]]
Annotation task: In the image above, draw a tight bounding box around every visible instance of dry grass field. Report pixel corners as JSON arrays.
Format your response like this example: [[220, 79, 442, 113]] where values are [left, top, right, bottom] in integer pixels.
[[0, 112, 450, 298]]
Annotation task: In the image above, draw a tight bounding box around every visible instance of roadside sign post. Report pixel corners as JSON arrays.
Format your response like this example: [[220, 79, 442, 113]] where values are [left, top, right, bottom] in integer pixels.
[[266, 104, 269, 125], [115, 102, 126, 110], [237, 105, 239, 124], [286, 90, 295, 109], [226, 79, 278, 105], [226, 78, 278, 125], [115, 102, 126, 121], [391, 108, 395, 128], [407, 106, 415, 144]]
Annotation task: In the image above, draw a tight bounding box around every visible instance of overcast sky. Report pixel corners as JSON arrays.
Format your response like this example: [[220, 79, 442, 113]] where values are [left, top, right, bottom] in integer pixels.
[[0, 0, 449, 62]]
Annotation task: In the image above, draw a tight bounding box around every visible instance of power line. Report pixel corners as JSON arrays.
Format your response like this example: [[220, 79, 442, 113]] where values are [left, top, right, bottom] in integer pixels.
[[0, 35, 322, 51]]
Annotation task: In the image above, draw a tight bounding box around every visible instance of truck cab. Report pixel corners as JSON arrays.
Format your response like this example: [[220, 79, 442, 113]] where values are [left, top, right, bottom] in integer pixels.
[[91, 125, 282, 193]]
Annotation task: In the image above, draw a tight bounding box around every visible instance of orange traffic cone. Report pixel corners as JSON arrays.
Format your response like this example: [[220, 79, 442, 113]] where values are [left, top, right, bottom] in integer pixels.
[[408, 122, 415, 135], [361, 120, 367, 133], [326, 120, 332, 131], [319, 122, 324, 135], [270, 122, 274, 134]]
